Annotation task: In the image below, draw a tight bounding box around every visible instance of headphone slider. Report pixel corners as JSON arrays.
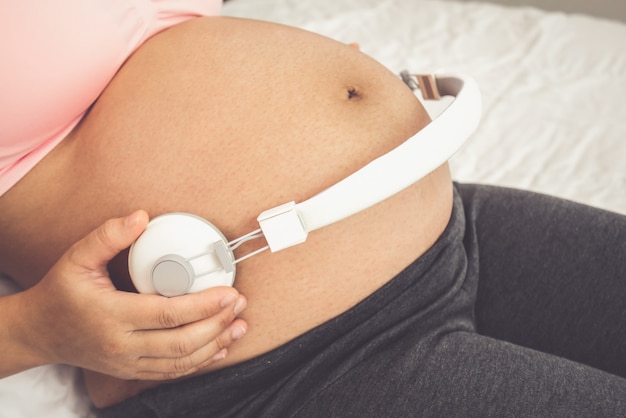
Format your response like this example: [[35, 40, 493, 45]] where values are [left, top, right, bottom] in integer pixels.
[[258, 201, 308, 252]]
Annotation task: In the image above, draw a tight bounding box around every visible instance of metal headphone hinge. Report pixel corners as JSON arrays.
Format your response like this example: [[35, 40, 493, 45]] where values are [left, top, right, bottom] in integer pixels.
[[399, 71, 441, 100]]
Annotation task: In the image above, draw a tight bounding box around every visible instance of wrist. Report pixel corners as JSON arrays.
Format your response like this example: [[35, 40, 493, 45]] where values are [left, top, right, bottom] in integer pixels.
[[0, 290, 49, 377]]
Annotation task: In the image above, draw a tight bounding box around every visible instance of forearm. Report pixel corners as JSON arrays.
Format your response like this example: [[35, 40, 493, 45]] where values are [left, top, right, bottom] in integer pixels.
[[0, 290, 46, 378]]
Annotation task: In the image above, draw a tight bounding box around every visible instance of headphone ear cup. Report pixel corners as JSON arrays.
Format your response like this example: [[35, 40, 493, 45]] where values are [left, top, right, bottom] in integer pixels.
[[128, 213, 236, 295]]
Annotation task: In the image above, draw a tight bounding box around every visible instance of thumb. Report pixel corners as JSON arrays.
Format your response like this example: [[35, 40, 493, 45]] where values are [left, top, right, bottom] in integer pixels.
[[68, 210, 149, 271]]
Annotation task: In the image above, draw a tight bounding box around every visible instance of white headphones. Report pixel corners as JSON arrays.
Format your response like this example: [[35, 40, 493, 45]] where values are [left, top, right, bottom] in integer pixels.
[[128, 72, 482, 296]]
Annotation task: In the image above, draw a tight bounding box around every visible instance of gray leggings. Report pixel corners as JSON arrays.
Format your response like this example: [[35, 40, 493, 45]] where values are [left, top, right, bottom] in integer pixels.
[[96, 184, 626, 417]]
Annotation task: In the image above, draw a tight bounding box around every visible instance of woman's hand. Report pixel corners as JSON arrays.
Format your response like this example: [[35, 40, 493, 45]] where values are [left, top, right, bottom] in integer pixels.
[[4, 211, 247, 380]]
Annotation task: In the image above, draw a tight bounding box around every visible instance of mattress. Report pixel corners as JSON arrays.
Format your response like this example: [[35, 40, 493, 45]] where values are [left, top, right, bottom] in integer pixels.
[[1, 1, 624, 416]]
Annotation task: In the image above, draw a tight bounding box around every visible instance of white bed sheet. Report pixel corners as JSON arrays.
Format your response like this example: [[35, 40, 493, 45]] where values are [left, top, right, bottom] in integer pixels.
[[2, 1, 624, 417]]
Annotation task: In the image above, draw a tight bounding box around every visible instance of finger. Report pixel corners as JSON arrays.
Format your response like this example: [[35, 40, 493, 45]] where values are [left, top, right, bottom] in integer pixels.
[[132, 298, 247, 358], [68, 210, 149, 271], [133, 319, 247, 380], [126, 287, 245, 330]]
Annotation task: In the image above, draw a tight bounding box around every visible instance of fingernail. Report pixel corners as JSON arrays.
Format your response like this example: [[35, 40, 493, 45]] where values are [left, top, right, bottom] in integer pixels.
[[220, 293, 237, 308], [210, 348, 227, 362], [231, 325, 246, 340], [233, 297, 247, 315]]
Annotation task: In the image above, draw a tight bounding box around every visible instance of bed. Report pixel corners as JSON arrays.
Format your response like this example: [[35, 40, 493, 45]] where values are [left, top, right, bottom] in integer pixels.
[[1, 0, 624, 416]]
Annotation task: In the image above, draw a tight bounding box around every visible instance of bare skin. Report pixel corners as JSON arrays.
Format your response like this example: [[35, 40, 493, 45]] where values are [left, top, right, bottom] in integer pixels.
[[0, 17, 453, 407]]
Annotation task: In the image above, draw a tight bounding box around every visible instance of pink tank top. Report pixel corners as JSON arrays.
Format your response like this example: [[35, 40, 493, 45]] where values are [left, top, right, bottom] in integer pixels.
[[0, 0, 222, 196]]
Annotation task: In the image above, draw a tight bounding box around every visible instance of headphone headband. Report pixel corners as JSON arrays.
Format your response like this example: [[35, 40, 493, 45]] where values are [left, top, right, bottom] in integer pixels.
[[258, 73, 482, 252]]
